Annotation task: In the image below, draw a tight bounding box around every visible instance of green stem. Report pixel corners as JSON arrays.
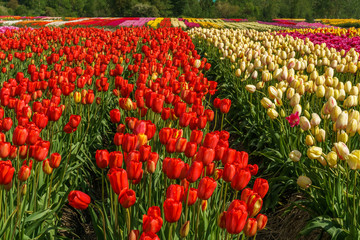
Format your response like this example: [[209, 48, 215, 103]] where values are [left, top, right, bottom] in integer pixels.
[[148, 173, 152, 208], [223, 183, 228, 211], [91, 204, 107, 240], [220, 113, 225, 131], [168, 223, 173, 240], [126, 208, 131, 235], [194, 201, 201, 239], [47, 172, 54, 208]]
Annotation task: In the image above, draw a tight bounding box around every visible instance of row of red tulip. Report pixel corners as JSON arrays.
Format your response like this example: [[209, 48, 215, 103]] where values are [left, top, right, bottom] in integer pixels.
[[0, 26, 268, 239]]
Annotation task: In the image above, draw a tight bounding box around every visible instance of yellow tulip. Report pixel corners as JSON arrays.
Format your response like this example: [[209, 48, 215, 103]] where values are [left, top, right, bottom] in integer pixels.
[[307, 146, 322, 159], [326, 151, 338, 168], [297, 176, 312, 189], [267, 108, 278, 120]]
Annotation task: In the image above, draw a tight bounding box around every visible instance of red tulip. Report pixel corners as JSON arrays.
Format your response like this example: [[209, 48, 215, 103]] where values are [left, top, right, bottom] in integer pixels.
[[225, 201, 248, 234], [174, 101, 186, 118], [95, 149, 109, 169], [256, 214, 268, 230], [231, 169, 251, 191], [122, 134, 137, 153], [234, 151, 248, 168], [143, 206, 163, 234], [118, 188, 136, 208], [126, 160, 143, 180], [110, 109, 121, 123], [220, 99, 231, 114], [68, 190, 91, 210], [0, 142, 10, 158], [49, 152, 61, 168], [33, 143, 49, 162], [109, 151, 123, 168], [244, 218, 258, 237], [108, 167, 128, 195], [33, 112, 48, 129], [175, 137, 187, 153], [185, 187, 198, 206], [159, 128, 172, 145], [64, 123, 76, 134], [197, 177, 217, 200], [2, 117, 12, 131], [253, 178, 269, 198], [186, 161, 203, 183], [146, 152, 159, 174], [203, 132, 219, 149], [114, 132, 124, 146], [69, 115, 81, 128], [166, 184, 184, 202], [222, 148, 236, 165], [139, 232, 160, 240], [185, 142, 197, 158], [163, 198, 182, 223], [247, 194, 263, 217], [13, 126, 28, 146], [48, 106, 62, 121], [165, 138, 176, 153], [163, 158, 185, 179], [0, 160, 14, 185], [196, 146, 215, 166], [223, 164, 236, 182]]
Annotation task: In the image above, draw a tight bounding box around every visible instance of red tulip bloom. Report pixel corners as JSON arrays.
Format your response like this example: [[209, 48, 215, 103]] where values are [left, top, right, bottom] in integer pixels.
[[253, 178, 269, 198], [143, 206, 163, 234], [69, 115, 81, 128], [68, 190, 91, 210], [33, 112, 48, 129], [18, 164, 31, 181], [222, 148, 236, 165], [139, 232, 160, 240], [0, 160, 15, 185], [197, 177, 217, 200], [203, 132, 219, 149], [174, 102, 186, 118], [244, 218, 258, 237], [33, 143, 49, 162], [196, 146, 215, 166], [2, 117, 12, 131], [0, 142, 10, 158], [231, 169, 251, 191], [220, 99, 231, 114], [166, 184, 185, 202], [122, 134, 137, 153], [225, 205, 248, 234], [234, 151, 248, 168], [110, 109, 121, 123], [159, 128, 172, 145], [175, 137, 187, 153], [48, 106, 62, 121], [126, 160, 143, 180], [108, 167, 128, 195], [95, 149, 109, 169], [49, 152, 61, 168], [109, 151, 123, 168], [13, 126, 28, 146], [185, 142, 197, 158], [64, 123, 76, 134], [163, 158, 185, 179], [163, 198, 182, 223], [215, 146, 226, 161], [186, 161, 203, 183], [190, 130, 203, 144], [26, 128, 40, 145], [185, 187, 198, 206], [246, 194, 263, 217], [256, 214, 268, 230], [213, 98, 221, 109], [118, 188, 136, 208], [223, 164, 236, 182]]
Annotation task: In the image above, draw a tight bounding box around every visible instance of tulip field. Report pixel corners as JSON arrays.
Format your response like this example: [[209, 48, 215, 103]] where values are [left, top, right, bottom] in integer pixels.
[[0, 18, 359, 240]]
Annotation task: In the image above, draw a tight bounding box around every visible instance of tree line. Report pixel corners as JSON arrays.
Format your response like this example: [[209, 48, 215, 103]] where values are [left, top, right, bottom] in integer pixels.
[[1, 0, 360, 20]]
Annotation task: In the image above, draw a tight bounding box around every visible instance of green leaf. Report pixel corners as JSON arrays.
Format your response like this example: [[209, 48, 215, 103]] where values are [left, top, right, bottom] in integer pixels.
[[300, 216, 347, 239]]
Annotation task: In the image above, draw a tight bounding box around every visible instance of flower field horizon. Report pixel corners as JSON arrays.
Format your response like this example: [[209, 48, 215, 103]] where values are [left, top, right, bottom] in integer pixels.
[[0, 17, 359, 240]]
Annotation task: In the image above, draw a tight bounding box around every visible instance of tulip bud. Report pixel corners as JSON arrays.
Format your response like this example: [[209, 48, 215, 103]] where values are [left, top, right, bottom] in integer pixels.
[[333, 142, 349, 160], [337, 130, 348, 143], [128, 230, 139, 240], [289, 150, 301, 162], [299, 117, 311, 131], [346, 150, 360, 170], [21, 184, 27, 196], [244, 218, 258, 237], [326, 151, 338, 168], [336, 111, 348, 130], [180, 221, 190, 237], [305, 135, 314, 146], [256, 214, 268, 230], [267, 108, 278, 120], [260, 97, 274, 109], [310, 113, 321, 127], [42, 159, 53, 175], [307, 146, 322, 159], [245, 85, 256, 93], [315, 129, 326, 142], [297, 176, 312, 189]]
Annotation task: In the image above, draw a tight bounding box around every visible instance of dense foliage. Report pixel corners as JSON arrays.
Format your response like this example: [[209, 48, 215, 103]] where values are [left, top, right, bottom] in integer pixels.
[[1, 0, 360, 20]]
